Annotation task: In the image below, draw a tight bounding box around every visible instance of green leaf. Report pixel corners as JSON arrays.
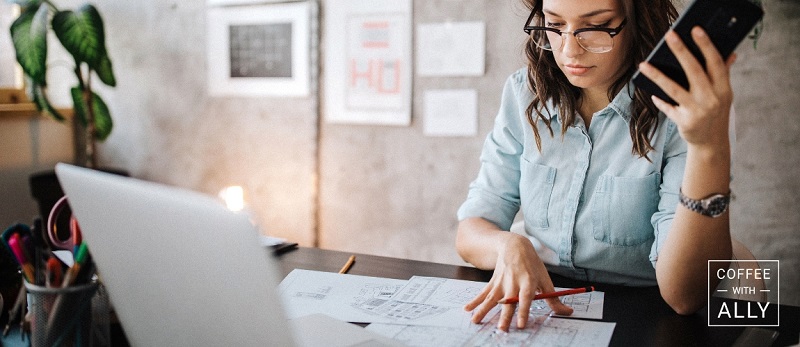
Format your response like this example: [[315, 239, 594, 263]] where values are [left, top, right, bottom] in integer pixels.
[[95, 54, 116, 87], [92, 95, 113, 140], [10, 4, 49, 85], [52, 4, 107, 70], [71, 87, 113, 141], [31, 83, 66, 121]]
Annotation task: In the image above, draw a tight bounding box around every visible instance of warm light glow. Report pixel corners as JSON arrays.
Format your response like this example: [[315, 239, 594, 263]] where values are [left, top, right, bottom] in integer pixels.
[[219, 185, 245, 212]]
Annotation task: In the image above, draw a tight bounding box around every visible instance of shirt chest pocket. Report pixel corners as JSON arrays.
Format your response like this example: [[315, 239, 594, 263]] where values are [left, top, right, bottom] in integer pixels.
[[519, 160, 556, 229], [591, 173, 660, 246]]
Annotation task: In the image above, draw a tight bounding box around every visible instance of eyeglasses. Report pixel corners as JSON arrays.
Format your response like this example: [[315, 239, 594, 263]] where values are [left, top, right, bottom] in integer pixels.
[[524, 14, 627, 54]]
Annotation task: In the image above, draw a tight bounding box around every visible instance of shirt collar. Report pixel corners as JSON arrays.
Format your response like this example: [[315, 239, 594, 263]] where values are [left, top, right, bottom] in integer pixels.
[[607, 82, 635, 123], [542, 82, 636, 124]]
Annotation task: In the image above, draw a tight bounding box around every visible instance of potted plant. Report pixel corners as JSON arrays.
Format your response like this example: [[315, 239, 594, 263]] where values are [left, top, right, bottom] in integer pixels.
[[6, 0, 120, 255], [9, 0, 116, 169]]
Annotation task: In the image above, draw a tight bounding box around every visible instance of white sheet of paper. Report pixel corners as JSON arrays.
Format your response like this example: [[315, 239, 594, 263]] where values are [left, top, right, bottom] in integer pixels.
[[279, 269, 475, 328], [423, 89, 478, 137], [279, 269, 408, 322], [403, 276, 604, 319], [547, 290, 605, 320], [280, 270, 609, 345], [289, 313, 406, 347], [416, 21, 485, 76]]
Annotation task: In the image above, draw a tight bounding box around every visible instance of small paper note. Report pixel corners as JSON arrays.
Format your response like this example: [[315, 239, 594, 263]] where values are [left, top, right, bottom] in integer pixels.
[[423, 89, 478, 137]]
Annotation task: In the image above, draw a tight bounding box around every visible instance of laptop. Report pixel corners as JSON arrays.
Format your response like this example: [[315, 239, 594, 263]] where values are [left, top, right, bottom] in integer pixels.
[[55, 163, 402, 347]]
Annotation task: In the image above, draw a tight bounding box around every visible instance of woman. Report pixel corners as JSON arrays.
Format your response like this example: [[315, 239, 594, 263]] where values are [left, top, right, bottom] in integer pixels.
[[456, 0, 735, 331]]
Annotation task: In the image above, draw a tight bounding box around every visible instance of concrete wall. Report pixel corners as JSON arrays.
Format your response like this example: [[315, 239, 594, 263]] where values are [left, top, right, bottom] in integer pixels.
[[729, 0, 800, 306], [1, 0, 797, 305]]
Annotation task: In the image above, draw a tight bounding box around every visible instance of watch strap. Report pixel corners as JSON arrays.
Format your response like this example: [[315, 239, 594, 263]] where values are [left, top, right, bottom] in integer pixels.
[[679, 188, 731, 218]]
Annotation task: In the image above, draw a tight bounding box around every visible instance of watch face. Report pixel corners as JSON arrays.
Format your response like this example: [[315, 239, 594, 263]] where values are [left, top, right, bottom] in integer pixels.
[[706, 194, 730, 217]]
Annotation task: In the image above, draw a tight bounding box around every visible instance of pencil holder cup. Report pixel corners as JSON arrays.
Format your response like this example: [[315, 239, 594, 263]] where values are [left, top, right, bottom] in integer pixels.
[[24, 281, 110, 347]]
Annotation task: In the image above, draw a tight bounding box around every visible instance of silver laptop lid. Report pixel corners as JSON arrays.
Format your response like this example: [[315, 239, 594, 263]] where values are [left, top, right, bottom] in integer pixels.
[[55, 163, 294, 347]]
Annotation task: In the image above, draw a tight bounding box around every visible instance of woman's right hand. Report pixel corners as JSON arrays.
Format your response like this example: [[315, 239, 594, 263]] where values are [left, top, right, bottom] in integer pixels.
[[463, 232, 573, 331]]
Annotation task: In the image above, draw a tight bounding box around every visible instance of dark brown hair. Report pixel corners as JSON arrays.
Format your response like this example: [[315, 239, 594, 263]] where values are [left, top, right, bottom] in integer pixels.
[[522, 0, 678, 159]]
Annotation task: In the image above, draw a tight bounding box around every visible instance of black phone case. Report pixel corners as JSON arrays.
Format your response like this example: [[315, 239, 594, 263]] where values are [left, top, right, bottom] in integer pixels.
[[632, 0, 763, 105]]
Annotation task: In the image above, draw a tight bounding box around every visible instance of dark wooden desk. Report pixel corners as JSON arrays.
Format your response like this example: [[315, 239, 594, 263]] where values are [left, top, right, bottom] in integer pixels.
[[17, 246, 793, 347], [278, 247, 800, 347]]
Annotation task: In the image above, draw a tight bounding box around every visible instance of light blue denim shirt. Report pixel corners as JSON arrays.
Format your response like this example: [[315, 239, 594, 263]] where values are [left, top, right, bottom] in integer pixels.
[[458, 69, 687, 286]]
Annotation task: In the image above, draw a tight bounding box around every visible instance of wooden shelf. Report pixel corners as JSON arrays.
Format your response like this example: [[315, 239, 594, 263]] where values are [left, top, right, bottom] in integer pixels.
[[0, 103, 73, 119], [0, 102, 39, 118]]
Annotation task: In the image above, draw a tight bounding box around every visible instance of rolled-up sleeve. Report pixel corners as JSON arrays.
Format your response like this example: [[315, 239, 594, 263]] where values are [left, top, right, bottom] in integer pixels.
[[649, 120, 687, 267], [457, 73, 528, 231]]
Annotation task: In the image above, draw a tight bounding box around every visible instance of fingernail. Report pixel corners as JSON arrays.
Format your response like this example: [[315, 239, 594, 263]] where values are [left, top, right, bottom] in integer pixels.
[[665, 31, 676, 41], [693, 26, 706, 37]]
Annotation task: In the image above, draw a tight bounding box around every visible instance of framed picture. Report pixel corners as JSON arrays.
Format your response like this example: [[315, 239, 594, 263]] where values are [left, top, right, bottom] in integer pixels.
[[206, 1, 311, 97]]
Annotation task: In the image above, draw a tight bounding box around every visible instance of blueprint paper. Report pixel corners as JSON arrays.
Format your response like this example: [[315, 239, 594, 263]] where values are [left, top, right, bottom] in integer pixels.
[[404, 276, 605, 320], [365, 276, 610, 346], [548, 290, 604, 320], [279, 269, 474, 328], [367, 314, 616, 347], [279, 269, 408, 322], [279, 269, 611, 345]]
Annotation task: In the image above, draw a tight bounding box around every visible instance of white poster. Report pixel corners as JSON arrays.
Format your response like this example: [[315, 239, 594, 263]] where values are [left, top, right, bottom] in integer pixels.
[[324, 0, 412, 125], [416, 21, 485, 77]]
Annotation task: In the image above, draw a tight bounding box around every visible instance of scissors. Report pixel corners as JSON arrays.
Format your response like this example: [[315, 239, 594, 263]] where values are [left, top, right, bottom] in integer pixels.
[[47, 196, 82, 252]]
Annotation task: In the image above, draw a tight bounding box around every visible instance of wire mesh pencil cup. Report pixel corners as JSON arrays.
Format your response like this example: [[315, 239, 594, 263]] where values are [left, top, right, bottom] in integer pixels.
[[24, 281, 110, 347]]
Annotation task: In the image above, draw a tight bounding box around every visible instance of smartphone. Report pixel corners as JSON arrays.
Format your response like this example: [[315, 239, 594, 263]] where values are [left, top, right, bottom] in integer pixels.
[[632, 0, 763, 105]]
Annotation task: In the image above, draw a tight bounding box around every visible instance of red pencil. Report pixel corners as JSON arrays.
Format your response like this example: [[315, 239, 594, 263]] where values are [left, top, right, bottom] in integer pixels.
[[497, 286, 595, 304]]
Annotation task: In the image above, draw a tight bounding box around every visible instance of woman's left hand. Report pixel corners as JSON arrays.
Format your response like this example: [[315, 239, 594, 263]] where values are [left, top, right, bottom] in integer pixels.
[[638, 27, 736, 151]]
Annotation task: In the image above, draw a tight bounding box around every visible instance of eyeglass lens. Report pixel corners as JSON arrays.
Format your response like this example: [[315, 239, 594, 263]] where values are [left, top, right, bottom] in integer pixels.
[[535, 30, 614, 53]]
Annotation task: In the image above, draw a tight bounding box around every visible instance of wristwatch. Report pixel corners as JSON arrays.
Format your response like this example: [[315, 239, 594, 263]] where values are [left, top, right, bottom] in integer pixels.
[[679, 188, 731, 218]]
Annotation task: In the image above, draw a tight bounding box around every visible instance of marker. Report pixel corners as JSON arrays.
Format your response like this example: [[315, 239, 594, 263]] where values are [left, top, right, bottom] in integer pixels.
[[8, 234, 35, 283], [61, 243, 89, 288], [497, 286, 595, 304], [47, 256, 63, 287]]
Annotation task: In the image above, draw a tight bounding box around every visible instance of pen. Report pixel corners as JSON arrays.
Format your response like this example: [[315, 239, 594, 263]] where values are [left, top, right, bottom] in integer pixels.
[[338, 255, 355, 274], [497, 286, 595, 304], [272, 242, 298, 255]]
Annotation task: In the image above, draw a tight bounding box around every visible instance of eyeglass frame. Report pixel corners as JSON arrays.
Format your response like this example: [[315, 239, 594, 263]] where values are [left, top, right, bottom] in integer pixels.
[[523, 11, 627, 53]]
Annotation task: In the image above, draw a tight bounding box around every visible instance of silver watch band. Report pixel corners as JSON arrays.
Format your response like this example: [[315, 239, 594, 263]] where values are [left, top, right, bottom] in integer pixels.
[[678, 188, 731, 218]]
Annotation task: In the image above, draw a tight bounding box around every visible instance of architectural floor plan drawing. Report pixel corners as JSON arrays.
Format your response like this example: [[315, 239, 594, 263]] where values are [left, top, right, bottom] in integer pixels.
[[367, 311, 615, 347], [279, 269, 613, 345], [279, 269, 408, 322], [462, 314, 615, 347], [531, 290, 605, 320]]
